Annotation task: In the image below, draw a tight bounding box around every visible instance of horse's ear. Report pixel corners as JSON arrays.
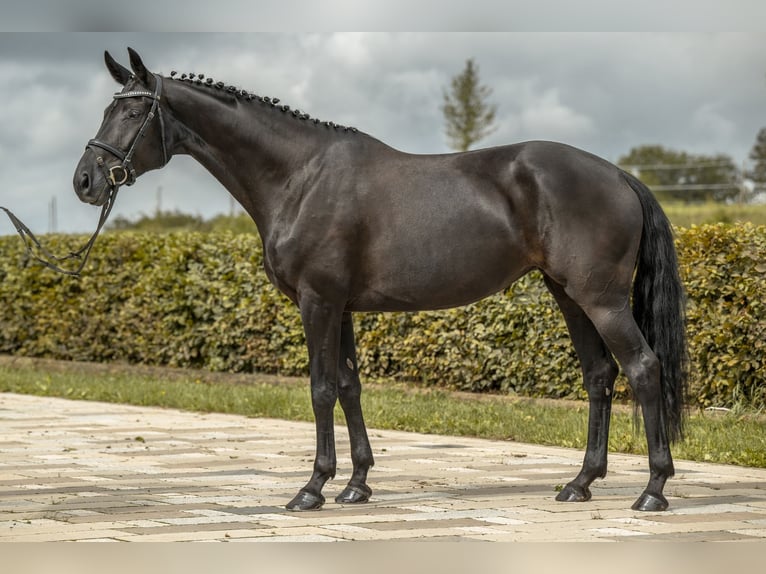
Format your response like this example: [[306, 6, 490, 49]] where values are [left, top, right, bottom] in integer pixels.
[[127, 47, 154, 88], [104, 51, 131, 86]]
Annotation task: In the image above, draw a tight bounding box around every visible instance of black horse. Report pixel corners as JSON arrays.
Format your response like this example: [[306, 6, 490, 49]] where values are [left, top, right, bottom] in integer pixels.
[[73, 49, 688, 512]]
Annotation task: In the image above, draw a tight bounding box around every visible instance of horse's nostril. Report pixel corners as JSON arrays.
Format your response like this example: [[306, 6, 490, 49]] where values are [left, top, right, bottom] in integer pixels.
[[80, 172, 90, 191]]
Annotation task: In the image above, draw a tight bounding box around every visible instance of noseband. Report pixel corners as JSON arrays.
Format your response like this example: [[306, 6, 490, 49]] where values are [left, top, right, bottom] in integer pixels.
[[87, 73, 168, 190]]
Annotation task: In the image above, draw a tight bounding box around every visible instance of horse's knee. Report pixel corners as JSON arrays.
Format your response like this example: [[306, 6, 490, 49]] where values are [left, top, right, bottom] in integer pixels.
[[337, 366, 361, 407], [311, 385, 338, 412], [583, 357, 618, 398]]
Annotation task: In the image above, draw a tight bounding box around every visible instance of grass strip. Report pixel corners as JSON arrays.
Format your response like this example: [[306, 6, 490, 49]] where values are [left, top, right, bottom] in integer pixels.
[[1, 359, 764, 468]]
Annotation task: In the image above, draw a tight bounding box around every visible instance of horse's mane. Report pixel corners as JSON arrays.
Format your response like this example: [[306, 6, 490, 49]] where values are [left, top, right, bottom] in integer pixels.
[[168, 70, 359, 134]]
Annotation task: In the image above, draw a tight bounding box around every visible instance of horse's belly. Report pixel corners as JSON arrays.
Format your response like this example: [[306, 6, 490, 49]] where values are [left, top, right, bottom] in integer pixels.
[[348, 238, 530, 312]]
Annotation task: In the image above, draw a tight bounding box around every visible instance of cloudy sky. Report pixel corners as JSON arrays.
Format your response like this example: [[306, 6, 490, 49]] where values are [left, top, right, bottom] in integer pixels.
[[1, 30, 765, 233]]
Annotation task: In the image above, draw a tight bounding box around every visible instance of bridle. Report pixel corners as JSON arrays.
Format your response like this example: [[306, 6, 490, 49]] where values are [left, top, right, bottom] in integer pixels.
[[87, 73, 168, 190], [0, 74, 169, 277]]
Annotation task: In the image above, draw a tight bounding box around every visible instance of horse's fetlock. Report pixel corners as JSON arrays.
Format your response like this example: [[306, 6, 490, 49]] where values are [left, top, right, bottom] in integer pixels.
[[314, 456, 336, 480]]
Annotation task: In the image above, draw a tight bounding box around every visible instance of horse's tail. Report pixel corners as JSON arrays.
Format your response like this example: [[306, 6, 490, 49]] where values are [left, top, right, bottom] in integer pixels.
[[623, 171, 689, 443]]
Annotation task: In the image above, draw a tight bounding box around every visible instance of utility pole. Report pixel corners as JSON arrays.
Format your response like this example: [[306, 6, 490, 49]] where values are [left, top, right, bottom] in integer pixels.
[[156, 186, 163, 216], [48, 196, 57, 234], [739, 161, 747, 204]]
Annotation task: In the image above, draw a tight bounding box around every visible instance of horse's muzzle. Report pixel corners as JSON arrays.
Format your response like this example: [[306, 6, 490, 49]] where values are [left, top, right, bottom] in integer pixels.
[[73, 151, 110, 206]]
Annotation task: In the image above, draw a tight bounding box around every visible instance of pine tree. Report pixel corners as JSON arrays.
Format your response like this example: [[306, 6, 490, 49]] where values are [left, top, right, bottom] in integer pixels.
[[441, 59, 497, 152], [747, 127, 766, 194]]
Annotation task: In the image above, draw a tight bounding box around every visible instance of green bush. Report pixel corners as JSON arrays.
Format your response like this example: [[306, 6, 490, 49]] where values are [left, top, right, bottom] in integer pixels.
[[1, 224, 764, 408], [676, 224, 766, 408]]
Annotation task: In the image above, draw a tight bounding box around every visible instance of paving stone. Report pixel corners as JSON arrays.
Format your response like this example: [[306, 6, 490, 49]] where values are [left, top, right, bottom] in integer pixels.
[[1, 392, 765, 542]]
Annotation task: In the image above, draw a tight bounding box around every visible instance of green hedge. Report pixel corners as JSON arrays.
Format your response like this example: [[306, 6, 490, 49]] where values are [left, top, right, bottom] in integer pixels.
[[1, 224, 764, 408]]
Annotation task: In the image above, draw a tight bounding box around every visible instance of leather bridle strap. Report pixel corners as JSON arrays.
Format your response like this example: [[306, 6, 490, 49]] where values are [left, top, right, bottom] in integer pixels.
[[87, 73, 168, 189]]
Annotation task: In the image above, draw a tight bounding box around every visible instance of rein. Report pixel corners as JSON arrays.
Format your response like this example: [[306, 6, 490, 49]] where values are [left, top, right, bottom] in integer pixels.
[[1, 190, 118, 277], [0, 74, 166, 277]]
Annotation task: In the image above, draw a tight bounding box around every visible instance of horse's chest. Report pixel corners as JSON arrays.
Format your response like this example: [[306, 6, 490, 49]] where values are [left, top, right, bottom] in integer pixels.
[[262, 244, 299, 304]]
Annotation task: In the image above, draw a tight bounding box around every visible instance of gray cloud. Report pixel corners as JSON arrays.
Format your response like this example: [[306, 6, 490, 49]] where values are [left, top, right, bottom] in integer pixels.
[[1, 32, 765, 234], [4, 1, 766, 32]]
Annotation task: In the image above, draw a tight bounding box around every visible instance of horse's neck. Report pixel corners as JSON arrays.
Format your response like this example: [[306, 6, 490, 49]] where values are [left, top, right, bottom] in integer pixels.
[[164, 80, 324, 235]]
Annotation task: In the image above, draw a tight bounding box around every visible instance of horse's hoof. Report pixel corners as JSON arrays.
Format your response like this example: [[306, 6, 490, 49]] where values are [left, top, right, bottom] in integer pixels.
[[335, 484, 372, 504], [631, 492, 668, 512], [286, 490, 325, 511], [555, 484, 592, 503]]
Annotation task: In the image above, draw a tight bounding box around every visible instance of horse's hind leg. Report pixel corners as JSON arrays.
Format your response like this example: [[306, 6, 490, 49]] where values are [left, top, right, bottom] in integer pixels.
[[576, 296, 674, 511], [544, 276, 619, 503], [335, 312, 375, 503]]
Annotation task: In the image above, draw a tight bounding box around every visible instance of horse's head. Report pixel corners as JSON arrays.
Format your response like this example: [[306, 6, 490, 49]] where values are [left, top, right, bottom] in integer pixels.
[[73, 48, 169, 206]]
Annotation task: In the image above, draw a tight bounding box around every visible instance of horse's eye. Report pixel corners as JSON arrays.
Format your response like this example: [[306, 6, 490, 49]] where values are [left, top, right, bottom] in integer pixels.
[[127, 109, 141, 119]]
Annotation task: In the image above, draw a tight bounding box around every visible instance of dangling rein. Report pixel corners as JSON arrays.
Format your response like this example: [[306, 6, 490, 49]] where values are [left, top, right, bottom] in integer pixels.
[[0, 74, 167, 277], [1, 188, 119, 277]]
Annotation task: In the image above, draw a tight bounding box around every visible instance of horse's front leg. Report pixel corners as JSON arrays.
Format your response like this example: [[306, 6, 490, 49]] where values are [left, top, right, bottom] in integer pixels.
[[285, 292, 343, 511], [335, 312, 374, 503]]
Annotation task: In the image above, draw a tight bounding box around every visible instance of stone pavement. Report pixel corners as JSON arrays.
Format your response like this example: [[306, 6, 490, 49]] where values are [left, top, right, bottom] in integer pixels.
[[1, 392, 765, 542]]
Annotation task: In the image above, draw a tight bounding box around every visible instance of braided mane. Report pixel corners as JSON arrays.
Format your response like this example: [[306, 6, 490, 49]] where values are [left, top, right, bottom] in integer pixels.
[[168, 70, 359, 134]]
